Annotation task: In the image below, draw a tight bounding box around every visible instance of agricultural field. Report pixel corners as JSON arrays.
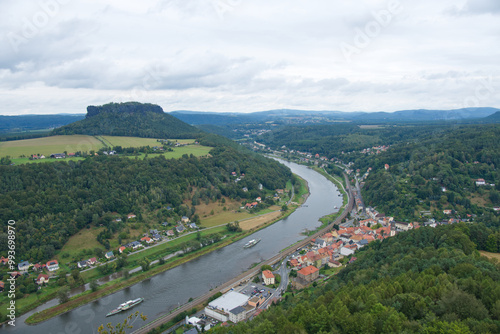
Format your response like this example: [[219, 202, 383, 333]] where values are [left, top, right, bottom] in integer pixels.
[[98, 136, 163, 148], [124, 144, 213, 160], [0, 135, 212, 162], [0, 135, 103, 158]]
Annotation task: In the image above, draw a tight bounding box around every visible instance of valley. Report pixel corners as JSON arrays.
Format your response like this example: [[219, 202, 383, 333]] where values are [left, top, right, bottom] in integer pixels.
[[0, 103, 499, 334]]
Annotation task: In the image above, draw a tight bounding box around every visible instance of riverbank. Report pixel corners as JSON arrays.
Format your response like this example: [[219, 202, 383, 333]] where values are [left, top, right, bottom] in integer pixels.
[[25, 176, 309, 325], [133, 168, 352, 334]]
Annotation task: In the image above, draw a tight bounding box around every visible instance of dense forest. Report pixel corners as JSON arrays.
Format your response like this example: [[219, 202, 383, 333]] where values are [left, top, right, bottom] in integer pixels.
[[359, 125, 500, 220], [0, 140, 291, 263], [51, 102, 201, 138], [258, 123, 454, 157], [259, 123, 499, 219], [212, 224, 500, 334]]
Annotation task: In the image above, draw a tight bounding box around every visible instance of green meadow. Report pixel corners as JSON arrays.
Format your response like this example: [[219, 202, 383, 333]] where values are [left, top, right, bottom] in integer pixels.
[[0, 135, 212, 163]]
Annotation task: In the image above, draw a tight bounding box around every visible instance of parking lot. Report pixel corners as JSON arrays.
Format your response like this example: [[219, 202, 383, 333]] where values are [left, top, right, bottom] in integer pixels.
[[235, 281, 276, 300]]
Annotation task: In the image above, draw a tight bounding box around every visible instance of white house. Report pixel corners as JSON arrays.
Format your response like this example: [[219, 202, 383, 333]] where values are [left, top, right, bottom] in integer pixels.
[[262, 270, 275, 285], [476, 179, 486, 186], [18, 260, 30, 271], [46, 260, 59, 272]]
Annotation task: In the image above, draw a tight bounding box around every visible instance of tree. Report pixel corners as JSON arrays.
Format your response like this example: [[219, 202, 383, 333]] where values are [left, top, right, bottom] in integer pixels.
[[140, 258, 151, 272], [261, 265, 272, 272], [71, 269, 82, 282], [58, 287, 70, 304], [281, 204, 288, 211], [98, 311, 147, 334], [90, 280, 99, 292], [122, 270, 130, 280]]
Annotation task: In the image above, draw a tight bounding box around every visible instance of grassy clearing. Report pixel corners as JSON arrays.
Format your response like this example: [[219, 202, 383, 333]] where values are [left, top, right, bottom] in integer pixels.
[[480, 251, 500, 261], [10, 156, 86, 165], [100, 136, 161, 147], [239, 210, 283, 231], [122, 145, 212, 160], [0, 135, 103, 158], [195, 198, 242, 221], [201, 209, 253, 227], [294, 176, 309, 200], [58, 227, 105, 261]]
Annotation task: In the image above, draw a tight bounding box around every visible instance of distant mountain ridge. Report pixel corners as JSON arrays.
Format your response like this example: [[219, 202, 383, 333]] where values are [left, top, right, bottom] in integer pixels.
[[0, 114, 84, 133], [2, 107, 499, 134], [482, 111, 500, 123], [51, 102, 201, 138], [170, 107, 500, 125]]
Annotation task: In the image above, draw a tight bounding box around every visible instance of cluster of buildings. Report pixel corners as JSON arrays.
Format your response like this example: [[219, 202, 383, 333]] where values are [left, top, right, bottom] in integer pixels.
[[0, 258, 61, 291], [76, 251, 114, 269], [30, 152, 82, 160], [197, 270, 279, 327], [359, 145, 390, 155], [286, 206, 427, 289], [119, 217, 197, 254]]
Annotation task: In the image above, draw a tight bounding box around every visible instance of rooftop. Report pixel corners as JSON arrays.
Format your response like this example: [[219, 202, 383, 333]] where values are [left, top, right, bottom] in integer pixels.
[[229, 305, 247, 315], [298, 265, 319, 276], [208, 291, 249, 313]]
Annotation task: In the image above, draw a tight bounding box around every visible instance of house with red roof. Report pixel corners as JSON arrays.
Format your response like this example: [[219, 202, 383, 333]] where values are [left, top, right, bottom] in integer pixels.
[[359, 218, 377, 227], [262, 270, 275, 285], [119, 246, 126, 254], [476, 178, 486, 186], [328, 258, 342, 268], [323, 232, 333, 242], [363, 235, 375, 242], [141, 236, 153, 244], [36, 274, 50, 285], [293, 265, 320, 289], [46, 259, 59, 272], [10, 272, 21, 278]]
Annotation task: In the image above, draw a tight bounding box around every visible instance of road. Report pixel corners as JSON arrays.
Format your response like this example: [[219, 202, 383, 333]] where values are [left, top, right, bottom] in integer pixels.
[[132, 172, 354, 334], [259, 258, 289, 310]]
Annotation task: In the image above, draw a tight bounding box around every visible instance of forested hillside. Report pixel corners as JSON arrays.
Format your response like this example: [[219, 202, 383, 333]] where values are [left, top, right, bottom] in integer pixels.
[[360, 125, 499, 220], [259, 123, 499, 218], [212, 224, 500, 334], [51, 102, 201, 138], [258, 123, 451, 157], [0, 141, 291, 263]]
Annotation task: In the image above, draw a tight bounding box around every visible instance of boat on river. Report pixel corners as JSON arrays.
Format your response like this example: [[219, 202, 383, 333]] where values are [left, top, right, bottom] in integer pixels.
[[244, 238, 261, 248], [106, 298, 144, 317]]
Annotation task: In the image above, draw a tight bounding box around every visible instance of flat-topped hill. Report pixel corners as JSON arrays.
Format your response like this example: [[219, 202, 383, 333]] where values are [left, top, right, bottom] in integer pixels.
[[51, 102, 201, 138]]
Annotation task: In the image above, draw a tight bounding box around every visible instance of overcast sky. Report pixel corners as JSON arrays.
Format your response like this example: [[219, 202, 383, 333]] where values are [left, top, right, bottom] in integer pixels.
[[0, 0, 499, 115]]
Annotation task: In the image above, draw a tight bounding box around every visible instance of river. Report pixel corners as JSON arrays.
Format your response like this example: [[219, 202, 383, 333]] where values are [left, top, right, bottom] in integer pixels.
[[3, 160, 341, 334]]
